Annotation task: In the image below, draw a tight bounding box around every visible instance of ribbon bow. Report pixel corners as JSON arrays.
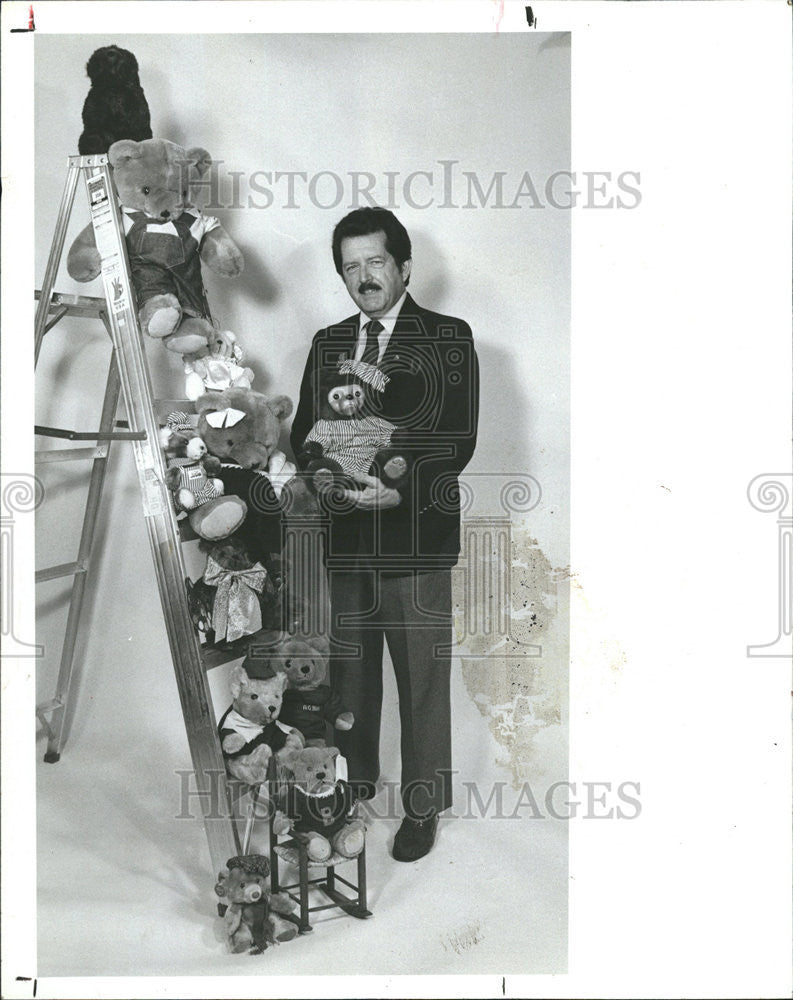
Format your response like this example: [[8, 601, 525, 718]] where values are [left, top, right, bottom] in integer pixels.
[[203, 556, 267, 643], [204, 407, 247, 429]]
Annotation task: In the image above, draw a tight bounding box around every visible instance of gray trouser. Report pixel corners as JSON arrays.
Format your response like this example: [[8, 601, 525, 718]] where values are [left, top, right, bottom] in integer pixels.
[[328, 568, 453, 816]]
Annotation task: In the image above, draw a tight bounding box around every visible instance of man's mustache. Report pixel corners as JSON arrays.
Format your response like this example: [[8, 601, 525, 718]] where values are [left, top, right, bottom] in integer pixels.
[[358, 281, 382, 293]]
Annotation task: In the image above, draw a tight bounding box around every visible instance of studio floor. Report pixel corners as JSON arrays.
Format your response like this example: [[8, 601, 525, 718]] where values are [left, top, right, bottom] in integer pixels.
[[36, 644, 568, 980]]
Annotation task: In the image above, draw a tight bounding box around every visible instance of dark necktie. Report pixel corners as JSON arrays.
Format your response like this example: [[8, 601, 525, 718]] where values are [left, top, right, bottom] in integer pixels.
[[361, 319, 384, 365]]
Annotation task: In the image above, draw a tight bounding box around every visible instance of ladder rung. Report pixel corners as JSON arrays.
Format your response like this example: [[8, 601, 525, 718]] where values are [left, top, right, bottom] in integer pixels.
[[35, 424, 147, 442], [45, 305, 69, 333], [36, 699, 64, 716], [36, 561, 87, 584], [35, 445, 108, 464], [35, 289, 107, 318]]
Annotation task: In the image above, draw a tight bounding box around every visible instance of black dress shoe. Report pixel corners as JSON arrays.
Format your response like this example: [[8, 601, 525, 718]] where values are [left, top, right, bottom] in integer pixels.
[[391, 813, 439, 862]]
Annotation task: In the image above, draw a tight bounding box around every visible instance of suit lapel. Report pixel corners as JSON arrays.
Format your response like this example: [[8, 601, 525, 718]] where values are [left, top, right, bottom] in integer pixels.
[[380, 293, 424, 368]]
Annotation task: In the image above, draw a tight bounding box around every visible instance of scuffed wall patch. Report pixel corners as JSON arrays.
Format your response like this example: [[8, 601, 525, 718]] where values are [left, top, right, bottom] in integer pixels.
[[453, 524, 569, 787]]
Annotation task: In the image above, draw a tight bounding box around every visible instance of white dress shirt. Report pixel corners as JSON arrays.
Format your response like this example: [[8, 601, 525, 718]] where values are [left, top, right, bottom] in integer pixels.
[[353, 290, 408, 364]]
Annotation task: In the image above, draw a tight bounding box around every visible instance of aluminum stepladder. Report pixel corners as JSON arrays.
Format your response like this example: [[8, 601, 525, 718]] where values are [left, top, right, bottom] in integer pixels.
[[34, 154, 238, 875]]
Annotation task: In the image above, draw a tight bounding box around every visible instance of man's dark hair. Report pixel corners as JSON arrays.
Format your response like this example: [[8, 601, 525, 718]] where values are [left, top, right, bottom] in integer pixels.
[[332, 207, 412, 284]]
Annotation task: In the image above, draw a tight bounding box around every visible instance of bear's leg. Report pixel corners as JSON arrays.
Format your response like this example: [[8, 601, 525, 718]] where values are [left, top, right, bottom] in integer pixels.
[[163, 316, 217, 356], [139, 294, 182, 339], [270, 914, 298, 943], [189, 496, 248, 544], [303, 832, 333, 863], [332, 818, 365, 859]]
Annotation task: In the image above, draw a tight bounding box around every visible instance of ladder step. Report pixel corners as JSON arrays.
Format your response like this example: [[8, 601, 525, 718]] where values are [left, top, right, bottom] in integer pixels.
[[36, 561, 87, 584], [36, 699, 64, 716], [35, 445, 108, 464], [35, 289, 107, 318], [35, 424, 147, 442]]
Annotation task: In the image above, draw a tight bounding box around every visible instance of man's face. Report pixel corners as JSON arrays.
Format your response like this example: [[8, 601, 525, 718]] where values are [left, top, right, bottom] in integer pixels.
[[339, 231, 411, 317]]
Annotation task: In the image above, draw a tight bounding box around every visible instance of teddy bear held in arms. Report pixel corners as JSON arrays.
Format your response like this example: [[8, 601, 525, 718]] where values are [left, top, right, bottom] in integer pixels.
[[297, 359, 410, 502]]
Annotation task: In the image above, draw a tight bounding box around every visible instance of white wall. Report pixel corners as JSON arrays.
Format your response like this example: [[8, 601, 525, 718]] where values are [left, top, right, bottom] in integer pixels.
[[34, 33, 569, 775]]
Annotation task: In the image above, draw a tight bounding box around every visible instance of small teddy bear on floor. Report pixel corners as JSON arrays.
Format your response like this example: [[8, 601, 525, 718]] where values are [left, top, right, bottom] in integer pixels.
[[78, 45, 152, 155], [214, 854, 297, 954]]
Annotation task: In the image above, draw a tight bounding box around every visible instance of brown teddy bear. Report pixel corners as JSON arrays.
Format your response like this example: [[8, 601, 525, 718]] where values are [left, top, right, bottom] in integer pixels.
[[159, 411, 247, 541], [214, 854, 297, 953], [196, 387, 294, 474], [218, 658, 303, 786], [274, 745, 365, 863], [200, 534, 282, 644], [66, 137, 244, 358], [271, 636, 354, 746]]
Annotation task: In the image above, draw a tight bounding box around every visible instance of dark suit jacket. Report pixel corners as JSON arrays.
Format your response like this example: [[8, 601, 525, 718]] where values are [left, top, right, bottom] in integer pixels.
[[290, 293, 479, 573]]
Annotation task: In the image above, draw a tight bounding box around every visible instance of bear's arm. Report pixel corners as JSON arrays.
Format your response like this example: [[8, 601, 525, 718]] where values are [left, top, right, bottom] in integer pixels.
[[199, 225, 244, 278], [66, 223, 101, 282], [318, 687, 350, 725]]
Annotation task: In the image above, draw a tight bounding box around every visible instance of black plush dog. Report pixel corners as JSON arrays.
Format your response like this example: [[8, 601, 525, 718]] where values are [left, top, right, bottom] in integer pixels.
[[78, 45, 152, 155]]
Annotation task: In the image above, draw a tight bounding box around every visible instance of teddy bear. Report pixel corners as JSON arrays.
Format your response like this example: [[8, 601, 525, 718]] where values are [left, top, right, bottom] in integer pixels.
[[273, 745, 365, 863], [66, 137, 244, 358], [270, 636, 354, 747], [214, 854, 297, 953], [296, 359, 409, 499], [196, 387, 293, 474], [159, 411, 247, 542], [218, 658, 304, 786], [184, 329, 254, 401], [78, 45, 152, 155], [199, 533, 282, 644]]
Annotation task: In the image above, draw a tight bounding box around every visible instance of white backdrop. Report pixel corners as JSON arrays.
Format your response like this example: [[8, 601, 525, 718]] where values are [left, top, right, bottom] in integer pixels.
[[31, 30, 571, 978]]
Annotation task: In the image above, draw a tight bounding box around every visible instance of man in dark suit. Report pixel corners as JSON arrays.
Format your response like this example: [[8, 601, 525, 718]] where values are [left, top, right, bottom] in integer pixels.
[[290, 208, 479, 860]]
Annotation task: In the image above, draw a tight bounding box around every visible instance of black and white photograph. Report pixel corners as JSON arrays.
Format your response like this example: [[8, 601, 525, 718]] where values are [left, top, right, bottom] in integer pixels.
[[1, 1, 791, 998]]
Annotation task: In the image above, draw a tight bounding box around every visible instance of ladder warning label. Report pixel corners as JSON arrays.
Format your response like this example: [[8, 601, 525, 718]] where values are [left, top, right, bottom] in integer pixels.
[[141, 469, 165, 518], [101, 262, 129, 315]]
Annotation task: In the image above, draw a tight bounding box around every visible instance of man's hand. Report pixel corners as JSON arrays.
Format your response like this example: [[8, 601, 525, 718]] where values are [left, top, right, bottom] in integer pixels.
[[344, 472, 402, 510]]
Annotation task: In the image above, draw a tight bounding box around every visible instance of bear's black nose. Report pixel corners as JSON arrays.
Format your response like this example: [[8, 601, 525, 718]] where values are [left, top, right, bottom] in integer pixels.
[[301, 665, 310, 674], [316, 771, 326, 780], [268, 705, 276, 714], [160, 209, 170, 219]]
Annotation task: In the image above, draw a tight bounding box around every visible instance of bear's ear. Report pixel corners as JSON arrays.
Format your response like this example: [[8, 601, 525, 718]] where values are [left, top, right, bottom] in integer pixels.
[[214, 869, 229, 896], [267, 395, 294, 421], [229, 665, 249, 699], [276, 672, 288, 693], [279, 747, 300, 772], [185, 146, 213, 178], [108, 139, 143, 167], [326, 747, 340, 761]]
